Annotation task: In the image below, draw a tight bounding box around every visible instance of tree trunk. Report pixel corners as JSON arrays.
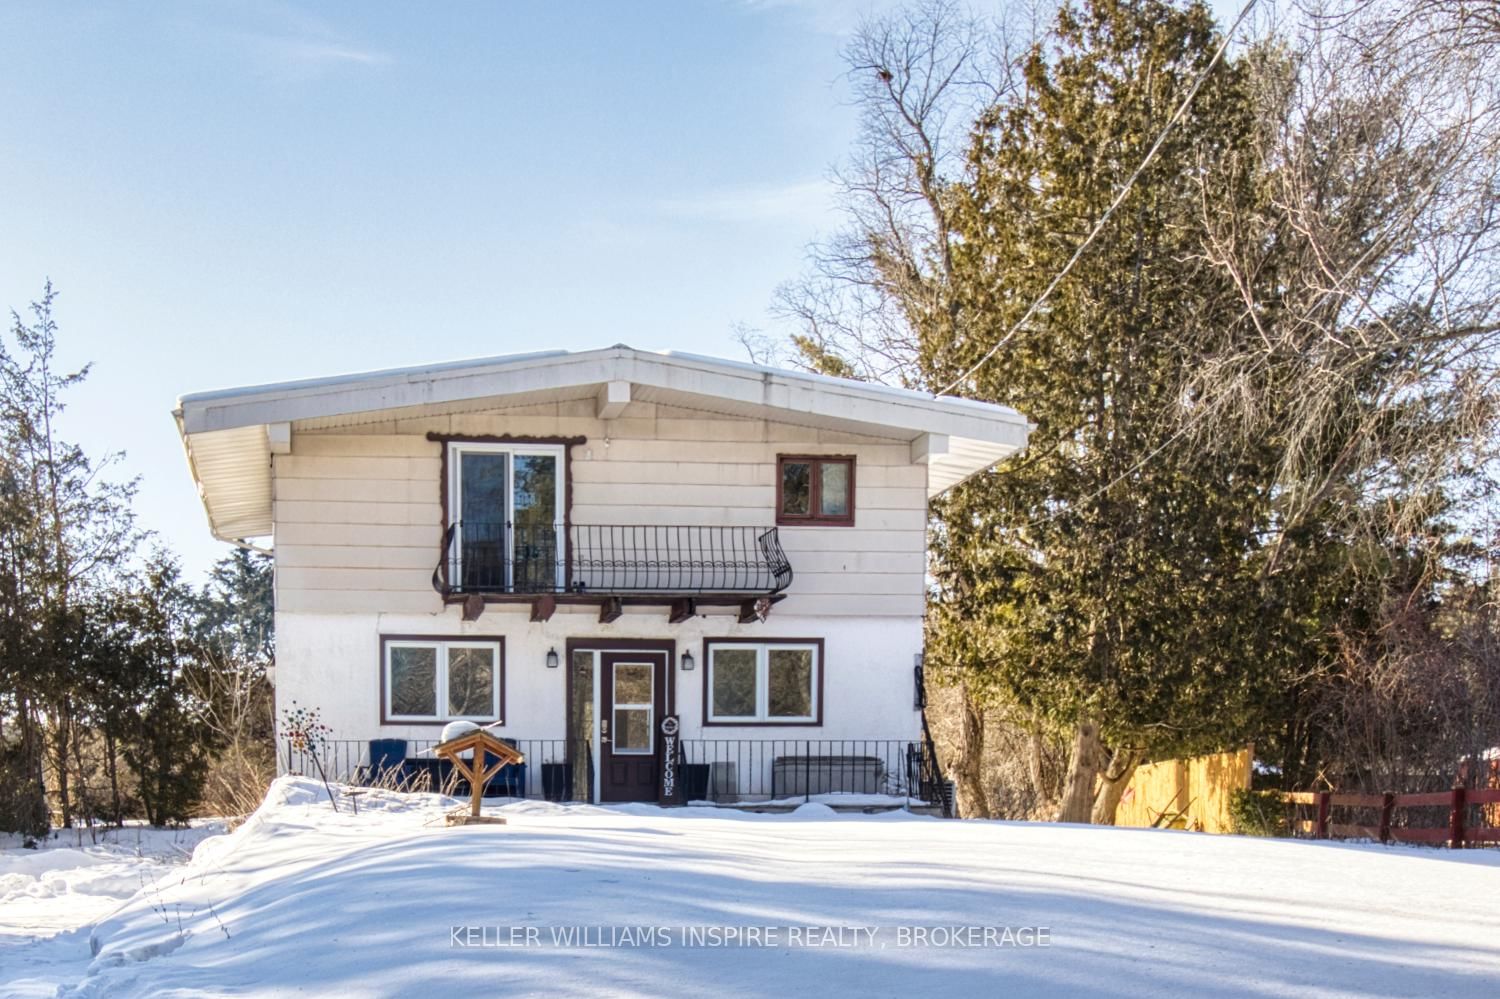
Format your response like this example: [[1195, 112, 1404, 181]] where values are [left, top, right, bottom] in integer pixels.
[[105, 730, 122, 826], [1026, 714, 1046, 800], [1091, 746, 1142, 825], [69, 716, 92, 838], [953, 682, 992, 819], [15, 697, 50, 836], [49, 703, 72, 827], [1056, 720, 1101, 823]]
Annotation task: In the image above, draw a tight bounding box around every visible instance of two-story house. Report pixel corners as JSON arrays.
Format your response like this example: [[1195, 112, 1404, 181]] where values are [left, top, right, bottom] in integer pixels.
[[175, 346, 1029, 805]]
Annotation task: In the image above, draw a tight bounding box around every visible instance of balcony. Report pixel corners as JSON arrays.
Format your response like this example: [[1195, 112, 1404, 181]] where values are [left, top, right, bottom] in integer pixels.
[[432, 522, 793, 621]]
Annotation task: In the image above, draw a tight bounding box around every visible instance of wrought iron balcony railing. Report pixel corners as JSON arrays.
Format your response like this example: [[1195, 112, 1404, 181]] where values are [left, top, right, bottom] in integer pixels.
[[432, 522, 793, 598]]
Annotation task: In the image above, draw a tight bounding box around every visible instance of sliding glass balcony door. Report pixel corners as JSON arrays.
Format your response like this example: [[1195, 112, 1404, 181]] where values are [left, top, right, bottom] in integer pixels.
[[449, 443, 563, 593]]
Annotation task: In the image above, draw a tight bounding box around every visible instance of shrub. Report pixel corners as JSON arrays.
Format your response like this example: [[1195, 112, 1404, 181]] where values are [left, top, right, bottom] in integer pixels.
[[0, 739, 48, 838], [1229, 788, 1290, 837]]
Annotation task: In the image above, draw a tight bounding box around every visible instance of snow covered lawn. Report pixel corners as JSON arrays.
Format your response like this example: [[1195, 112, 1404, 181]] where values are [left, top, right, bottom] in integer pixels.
[[0, 821, 225, 999], [5, 778, 1500, 998]]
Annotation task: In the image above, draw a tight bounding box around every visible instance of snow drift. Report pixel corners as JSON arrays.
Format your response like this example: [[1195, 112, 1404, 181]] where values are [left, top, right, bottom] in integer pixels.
[[3, 776, 1499, 998]]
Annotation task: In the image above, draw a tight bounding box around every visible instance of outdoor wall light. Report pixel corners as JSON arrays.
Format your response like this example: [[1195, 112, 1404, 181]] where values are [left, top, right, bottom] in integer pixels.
[[545, 647, 559, 669], [680, 650, 695, 671]]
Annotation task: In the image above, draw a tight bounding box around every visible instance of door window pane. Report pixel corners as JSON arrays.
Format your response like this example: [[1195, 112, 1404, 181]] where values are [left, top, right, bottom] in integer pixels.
[[613, 663, 653, 705], [459, 452, 508, 589], [512, 454, 557, 528], [512, 454, 558, 592], [711, 648, 759, 718], [390, 646, 438, 717], [614, 708, 652, 753], [447, 646, 495, 717], [819, 461, 849, 517], [768, 648, 814, 718], [460, 452, 508, 529], [569, 651, 595, 800], [780, 461, 810, 516]]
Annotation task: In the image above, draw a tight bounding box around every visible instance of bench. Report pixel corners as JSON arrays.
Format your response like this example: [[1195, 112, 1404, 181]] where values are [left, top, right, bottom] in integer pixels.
[[771, 755, 885, 798]]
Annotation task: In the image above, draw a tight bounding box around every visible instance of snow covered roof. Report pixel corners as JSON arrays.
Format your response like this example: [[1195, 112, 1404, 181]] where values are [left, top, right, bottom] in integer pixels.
[[174, 344, 1031, 541]]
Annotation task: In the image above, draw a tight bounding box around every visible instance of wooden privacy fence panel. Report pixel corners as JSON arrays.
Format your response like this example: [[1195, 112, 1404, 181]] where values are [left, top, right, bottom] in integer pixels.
[[1284, 787, 1500, 847], [1115, 748, 1252, 833]]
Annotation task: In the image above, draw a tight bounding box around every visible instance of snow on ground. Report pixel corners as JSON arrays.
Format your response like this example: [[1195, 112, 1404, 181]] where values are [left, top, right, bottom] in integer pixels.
[[692, 792, 925, 809], [0, 821, 226, 999], [3, 778, 1500, 999]]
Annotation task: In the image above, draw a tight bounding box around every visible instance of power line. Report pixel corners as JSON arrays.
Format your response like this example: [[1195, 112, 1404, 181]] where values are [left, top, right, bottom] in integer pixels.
[[936, 0, 1261, 398]]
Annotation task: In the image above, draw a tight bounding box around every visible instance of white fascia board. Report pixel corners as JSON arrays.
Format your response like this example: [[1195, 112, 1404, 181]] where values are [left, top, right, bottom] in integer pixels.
[[177, 346, 1030, 447]]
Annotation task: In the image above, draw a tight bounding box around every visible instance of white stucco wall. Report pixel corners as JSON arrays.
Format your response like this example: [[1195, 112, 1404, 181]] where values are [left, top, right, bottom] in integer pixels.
[[274, 605, 922, 747]]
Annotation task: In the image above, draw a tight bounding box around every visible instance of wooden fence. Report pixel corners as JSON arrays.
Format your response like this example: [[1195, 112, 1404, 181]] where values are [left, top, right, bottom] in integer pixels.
[[1284, 787, 1500, 847], [1115, 748, 1252, 833]]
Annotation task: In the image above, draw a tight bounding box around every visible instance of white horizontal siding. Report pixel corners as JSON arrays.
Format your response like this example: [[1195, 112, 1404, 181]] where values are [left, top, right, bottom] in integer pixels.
[[274, 407, 929, 617], [275, 545, 436, 570], [274, 478, 438, 504], [276, 523, 440, 548], [276, 588, 443, 615], [274, 500, 436, 526]]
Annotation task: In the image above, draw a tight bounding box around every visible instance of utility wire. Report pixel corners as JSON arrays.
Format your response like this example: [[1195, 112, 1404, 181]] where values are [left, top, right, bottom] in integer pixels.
[[936, 0, 1261, 398]]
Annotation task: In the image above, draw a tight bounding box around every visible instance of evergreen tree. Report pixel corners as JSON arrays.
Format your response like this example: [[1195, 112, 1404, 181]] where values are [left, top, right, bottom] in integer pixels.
[[923, 0, 1291, 821], [195, 547, 274, 667], [189, 548, 277, 816], [118, 552, 219, 827], [0, 282, 139, 830]]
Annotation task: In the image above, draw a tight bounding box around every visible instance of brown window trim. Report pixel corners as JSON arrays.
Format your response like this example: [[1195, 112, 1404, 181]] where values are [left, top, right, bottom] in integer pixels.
[[700, 636, 824, 728], [775, 454, 855, 526], [379, 633, 506, 726]]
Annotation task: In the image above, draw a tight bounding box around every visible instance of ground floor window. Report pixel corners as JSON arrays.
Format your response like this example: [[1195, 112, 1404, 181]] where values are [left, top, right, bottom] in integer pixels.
[[381, 636, 503, 723], [704, 639, 821, 725]]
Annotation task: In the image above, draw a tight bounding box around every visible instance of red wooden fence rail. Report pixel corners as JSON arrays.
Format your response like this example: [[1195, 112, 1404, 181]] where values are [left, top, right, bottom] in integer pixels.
[[1283, 787, 1500, 847]]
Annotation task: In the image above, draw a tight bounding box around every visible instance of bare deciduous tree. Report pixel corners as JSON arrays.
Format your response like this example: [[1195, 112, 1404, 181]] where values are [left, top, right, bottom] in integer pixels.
[[774, 0, 1046, 386], [1191, 0, 1500, 560]]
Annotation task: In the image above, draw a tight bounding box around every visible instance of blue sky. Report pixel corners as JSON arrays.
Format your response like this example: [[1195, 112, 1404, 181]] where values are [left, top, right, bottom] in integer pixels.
[[0, 0, 882, 576], [0, 0, 1244, 578]]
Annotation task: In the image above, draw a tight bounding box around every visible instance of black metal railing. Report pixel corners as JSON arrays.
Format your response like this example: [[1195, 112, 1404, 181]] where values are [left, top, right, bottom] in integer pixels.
[[678, 740, 941, 805], [282, 738, 571, 800], [432, 522, 793, 597], [280, 737, 947, 810]]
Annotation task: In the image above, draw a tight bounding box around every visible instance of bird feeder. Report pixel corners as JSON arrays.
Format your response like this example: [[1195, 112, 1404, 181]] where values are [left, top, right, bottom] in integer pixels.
[[433, 728, 525, 825]]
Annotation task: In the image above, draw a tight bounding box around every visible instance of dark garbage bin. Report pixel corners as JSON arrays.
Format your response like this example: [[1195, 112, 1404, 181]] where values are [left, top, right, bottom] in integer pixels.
[[680, 763, 711, 802], [542, 763, 573, 802]]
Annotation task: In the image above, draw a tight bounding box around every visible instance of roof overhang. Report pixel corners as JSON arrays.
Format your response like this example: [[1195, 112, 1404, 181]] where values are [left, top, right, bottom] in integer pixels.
[[175, 345, 1031, 542]]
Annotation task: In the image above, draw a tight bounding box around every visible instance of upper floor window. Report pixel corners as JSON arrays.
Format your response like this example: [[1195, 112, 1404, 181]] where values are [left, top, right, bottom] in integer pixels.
[[776, 455, 854, 526], [447, 442, 565, 592]]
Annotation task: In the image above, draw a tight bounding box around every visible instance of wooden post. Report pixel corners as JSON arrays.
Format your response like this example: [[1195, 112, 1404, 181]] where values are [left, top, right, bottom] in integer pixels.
[[1379, 792, 1395, 844], [1315, 791, 1331, 839], [1450, 787, 1467, 848]]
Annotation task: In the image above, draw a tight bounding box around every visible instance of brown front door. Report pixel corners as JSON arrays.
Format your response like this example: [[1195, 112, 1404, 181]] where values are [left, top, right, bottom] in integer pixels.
[[599, 652, 666, 803]]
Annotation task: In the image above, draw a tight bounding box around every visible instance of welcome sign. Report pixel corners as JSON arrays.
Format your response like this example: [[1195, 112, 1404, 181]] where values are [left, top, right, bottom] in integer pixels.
[[658, 715, 682, 806]]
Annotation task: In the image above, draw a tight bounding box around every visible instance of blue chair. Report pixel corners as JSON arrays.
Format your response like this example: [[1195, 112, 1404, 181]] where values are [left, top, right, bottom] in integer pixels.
[[361, 736, 525, 797], [358, 739, 409, 786]]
